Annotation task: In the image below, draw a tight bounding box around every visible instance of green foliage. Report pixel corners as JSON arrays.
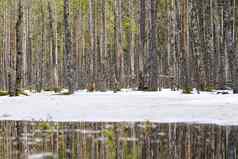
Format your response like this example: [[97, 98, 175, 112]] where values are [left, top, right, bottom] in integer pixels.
[[79, 0, 88, 14], [122, 17, 138, 33], [113, 84, 121, 93], [70, 0, 80, 12], [113, 81, 121, 93], [182, 87, 193, 94], [0, 91, 8, 96], [144, 121, 153, 135], [44, 88, 52, 92], [103, 129, 114, 142], [16, 91, 29, 96], [61, 92, 73, 95], [203, 85, 215, 92], [38, 122, 51, 130], [53, 87, 62, 93], [37, 122, 55, 135], [58, 133, 67, 158], [44, 88, 62, 93], [122, 125, 138, 159], [122, 17, 130, 30], [55, 0, 64, 16], [103, 128, 117, 158]]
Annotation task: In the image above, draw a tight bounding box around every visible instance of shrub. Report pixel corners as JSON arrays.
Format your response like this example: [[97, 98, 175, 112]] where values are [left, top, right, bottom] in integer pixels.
[[204, 85, 215, 92], [87, 83, 96, 92], [182, 86, 193, 94], [0, 91, 9, 96]]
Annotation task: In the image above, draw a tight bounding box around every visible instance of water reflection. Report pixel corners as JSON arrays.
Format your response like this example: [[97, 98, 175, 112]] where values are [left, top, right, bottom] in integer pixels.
[[0, 121, 237, 159], [28, 153, 57, 159]]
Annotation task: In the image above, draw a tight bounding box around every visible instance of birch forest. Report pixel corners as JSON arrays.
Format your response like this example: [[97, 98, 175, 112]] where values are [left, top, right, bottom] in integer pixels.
[[0, 0, 238, 95]]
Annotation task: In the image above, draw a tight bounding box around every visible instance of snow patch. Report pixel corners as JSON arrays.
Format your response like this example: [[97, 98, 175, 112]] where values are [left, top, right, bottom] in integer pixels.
[[0, 89, 238, 125]]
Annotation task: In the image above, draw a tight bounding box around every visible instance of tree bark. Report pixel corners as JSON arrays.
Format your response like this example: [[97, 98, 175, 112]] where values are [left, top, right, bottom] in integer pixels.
[[148, 0, 158, 91], [15, 0, 24, 96], [180, 0, 190, 91], [101, 0, 107, 90], [234, 0, 238, 93], [36, 0, 45, 92], [48, 0, 59, 91], [88, 0, 96, 91], [138, 0, 146, 90], [129, 0, 136, 88], [117, 0, 125, 88], [64, 0, 74, 94], [26, 3, 33, 90]]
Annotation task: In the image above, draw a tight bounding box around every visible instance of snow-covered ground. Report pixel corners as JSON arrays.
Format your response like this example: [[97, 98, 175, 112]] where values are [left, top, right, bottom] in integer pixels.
[[0, 89, 237, 125]]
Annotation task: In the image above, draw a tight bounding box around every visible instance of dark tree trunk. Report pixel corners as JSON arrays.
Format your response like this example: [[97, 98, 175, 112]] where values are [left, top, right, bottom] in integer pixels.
[[64, 0, 74, 94], [148, 0, 158, 91], [26, 6, 33, 90], [180, 0, 190, 92], [218, 3, 226, 89], [190, 0, 201, 93], [224, 0, 237, 93], [15, 0, 24, 96], [234, 0, 238, 93], [138, 0, 146, 90]]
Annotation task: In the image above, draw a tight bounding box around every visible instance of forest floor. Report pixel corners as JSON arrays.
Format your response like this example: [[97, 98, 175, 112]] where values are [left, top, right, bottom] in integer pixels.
[[0, 89, 237, 125]]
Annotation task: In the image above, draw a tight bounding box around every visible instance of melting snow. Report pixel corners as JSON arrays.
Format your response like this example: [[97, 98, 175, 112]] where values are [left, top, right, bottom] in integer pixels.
[[0, 89, 238, 125]]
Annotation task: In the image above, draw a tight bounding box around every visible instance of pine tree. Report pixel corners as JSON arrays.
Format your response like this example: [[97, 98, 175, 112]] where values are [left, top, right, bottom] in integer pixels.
[[64, 0, 74, 94], [15, 0, 24, 96]]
